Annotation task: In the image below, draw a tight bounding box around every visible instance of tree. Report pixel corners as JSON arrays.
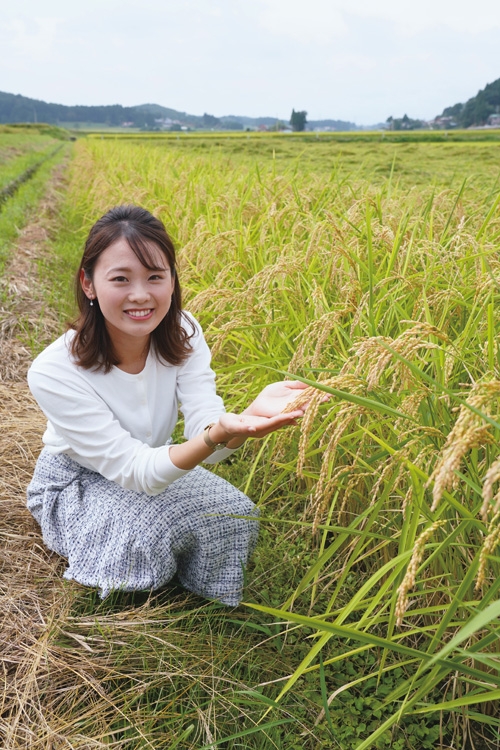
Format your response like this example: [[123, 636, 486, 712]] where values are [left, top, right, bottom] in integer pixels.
[[202, 113, 221, 129], [290, 109, 307, 132], [437, 77, 500, 127], [385, 114, 425, 131]]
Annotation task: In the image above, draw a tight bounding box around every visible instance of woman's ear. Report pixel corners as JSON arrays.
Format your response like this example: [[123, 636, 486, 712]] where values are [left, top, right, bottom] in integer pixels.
[[80, 269, 94, 299]]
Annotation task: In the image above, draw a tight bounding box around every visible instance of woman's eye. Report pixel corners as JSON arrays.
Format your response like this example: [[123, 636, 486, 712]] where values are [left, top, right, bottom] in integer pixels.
[[149, 274, 164, 281], [113, 276, 128, 282]]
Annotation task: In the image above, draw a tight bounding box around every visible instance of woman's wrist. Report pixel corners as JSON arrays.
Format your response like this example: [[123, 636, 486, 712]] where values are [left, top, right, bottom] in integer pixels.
[[209, 419, 246, 450], [207, 421, 233, 445], [226, 435, 247, 449]]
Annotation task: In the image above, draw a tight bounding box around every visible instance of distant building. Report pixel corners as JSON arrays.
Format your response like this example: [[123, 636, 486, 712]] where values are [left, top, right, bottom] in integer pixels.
[[431, 116, 458, 129], [467, 113, 500, 129], [154, 117, 183, 130]]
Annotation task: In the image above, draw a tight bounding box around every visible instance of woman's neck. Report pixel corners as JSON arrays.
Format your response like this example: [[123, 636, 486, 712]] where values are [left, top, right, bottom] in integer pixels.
[[112, 334, 151, 374], [116, 353, 149, 374]]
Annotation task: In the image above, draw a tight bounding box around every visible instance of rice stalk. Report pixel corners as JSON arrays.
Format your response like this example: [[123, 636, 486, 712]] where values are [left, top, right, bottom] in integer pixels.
[[476, 512, 500, 591], [395, 520, 447, 626], [428, 381, 500, 512], [481, 455, 500, 521]]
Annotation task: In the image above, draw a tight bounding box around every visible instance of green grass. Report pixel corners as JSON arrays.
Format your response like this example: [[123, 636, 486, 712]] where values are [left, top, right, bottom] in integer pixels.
[[0, 129, 69, 174], [0, 136, 70, 278]]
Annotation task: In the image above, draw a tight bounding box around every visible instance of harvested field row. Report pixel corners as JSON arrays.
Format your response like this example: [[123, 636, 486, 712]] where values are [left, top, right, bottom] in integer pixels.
[[0, 146, 63, 209], [0, 154, 80, 750]]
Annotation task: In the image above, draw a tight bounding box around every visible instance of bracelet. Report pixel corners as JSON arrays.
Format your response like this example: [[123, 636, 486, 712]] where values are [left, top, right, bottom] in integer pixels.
[[203, 423, 229, 452]]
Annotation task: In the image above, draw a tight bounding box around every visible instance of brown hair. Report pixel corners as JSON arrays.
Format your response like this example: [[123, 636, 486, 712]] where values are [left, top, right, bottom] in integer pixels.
[[71, 205, 194, 371]]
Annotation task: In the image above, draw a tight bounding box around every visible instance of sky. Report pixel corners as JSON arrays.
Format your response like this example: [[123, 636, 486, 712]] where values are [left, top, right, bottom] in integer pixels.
[[1, 0, 499, 126]]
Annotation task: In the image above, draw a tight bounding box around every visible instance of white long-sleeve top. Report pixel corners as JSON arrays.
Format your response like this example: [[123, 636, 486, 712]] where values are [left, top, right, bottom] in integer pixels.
[[27, 313, 238, 496]]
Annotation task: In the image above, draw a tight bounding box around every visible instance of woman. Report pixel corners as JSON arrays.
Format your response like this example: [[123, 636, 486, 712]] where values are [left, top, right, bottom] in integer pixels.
[[27, 205, 308, 606]]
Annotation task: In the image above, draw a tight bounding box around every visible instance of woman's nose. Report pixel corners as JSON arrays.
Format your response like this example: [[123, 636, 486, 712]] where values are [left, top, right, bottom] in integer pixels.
[[128, 283, 150, 302]]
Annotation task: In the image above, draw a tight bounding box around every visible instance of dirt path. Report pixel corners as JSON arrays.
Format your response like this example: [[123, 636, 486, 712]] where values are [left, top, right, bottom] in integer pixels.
[[0, 165, 64, 382], [0, 159, 76, 749]]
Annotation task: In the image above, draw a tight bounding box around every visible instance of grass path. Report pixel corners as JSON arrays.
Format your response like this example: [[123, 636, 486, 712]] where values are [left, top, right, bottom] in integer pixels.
[[0, 159, 77, 749], [0, 167, 64, 381]]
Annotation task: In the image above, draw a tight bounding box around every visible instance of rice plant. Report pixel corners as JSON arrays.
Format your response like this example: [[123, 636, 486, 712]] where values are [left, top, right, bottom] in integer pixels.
[[8, 133, 500, 748]]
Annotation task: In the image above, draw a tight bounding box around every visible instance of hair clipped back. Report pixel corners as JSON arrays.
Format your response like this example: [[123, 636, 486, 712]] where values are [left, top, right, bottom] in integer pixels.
[[71, 205, 194, 371]]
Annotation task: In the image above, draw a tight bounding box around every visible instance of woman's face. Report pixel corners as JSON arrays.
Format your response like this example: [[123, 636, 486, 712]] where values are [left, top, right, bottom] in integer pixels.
[[81, 237, 175, 349]]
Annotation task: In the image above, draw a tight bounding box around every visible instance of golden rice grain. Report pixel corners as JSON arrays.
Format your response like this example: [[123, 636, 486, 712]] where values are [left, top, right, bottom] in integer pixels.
[[428, 381, 500, 512], [395, 520, 446, 626], [476, 513, 500, 591], [351, 322, 449, 393], [481, 456, 500, 522]]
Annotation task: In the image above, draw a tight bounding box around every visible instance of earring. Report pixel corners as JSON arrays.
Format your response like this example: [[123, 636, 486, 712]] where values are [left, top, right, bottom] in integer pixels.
[[90, 298, 94, 306]]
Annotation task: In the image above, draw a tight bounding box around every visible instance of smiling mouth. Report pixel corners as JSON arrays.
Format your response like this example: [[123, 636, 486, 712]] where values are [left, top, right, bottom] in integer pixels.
[[125, 309, 153, 318]]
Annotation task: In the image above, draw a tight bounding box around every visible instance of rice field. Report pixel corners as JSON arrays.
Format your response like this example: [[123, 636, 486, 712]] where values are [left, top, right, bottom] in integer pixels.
[[2, 128, 500, 748]]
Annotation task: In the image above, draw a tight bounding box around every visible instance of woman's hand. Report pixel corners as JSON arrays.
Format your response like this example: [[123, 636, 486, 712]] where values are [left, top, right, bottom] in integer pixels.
[[211, 381, 310, 443], [217, 409, 302, 441], [170, 381, 315, 470], [246, 380, 310, 418]]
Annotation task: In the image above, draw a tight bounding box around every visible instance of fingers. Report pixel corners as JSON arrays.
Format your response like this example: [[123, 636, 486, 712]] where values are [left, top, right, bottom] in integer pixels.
[[262, 411, 304, 430], [221, 408, 305, 440], [284, 380, 309, 389]]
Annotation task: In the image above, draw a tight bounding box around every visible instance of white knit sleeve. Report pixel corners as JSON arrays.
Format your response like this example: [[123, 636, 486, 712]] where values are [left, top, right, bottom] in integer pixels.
[[176, 314, 241, 464], [28, 355, 189, 496]]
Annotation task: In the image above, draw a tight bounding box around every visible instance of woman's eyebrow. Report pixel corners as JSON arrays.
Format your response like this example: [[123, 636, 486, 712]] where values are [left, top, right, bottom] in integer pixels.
[[107, 265, 168, 273]]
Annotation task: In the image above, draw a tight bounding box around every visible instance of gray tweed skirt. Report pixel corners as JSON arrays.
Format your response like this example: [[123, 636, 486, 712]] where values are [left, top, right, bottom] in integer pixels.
[[27, 448, 259, 606]]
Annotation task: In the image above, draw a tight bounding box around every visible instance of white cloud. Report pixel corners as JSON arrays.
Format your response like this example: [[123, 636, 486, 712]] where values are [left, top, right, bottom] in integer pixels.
[[257, 0, 348, 43], [0, 0, 499, 123], [6, 16, 60, 61], [257, 0, 500, 38], [344, 0, 500, 34]]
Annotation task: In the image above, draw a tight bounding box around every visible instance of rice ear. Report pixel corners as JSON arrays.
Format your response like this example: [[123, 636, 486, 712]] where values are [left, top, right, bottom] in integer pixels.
[[395, 520, 446, 626], [481, 456, 500, 522], [476, 512, 500, 591], [428, 381, 500, 512]]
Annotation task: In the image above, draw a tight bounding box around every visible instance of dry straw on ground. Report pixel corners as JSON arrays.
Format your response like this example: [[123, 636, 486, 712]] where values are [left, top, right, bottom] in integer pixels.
[[1, 164, 277, 750], [0, 382, 71, 749], [0, 163, 75, 748]]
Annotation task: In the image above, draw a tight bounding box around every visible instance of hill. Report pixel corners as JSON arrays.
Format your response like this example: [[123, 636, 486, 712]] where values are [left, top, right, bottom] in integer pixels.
[[0, 91, 357, 132], [439, 78, 500, 127], [0, 92, 198, 129]]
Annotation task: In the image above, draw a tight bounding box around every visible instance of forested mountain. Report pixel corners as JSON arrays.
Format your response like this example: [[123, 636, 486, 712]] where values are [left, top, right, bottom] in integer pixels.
[[0, 91, 196, 128], [0, 90, 357, 131], [439, 78, 500, 127], [2, 80, 500, 132]]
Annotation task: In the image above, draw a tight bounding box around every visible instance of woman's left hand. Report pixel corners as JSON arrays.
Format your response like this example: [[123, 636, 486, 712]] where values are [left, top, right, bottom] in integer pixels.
[[214, 382, 316, 443], [214, 380, 307, 447], [216, 382, 310, 441], [246, 380, 310, 419], [218, 409, 302, 441]]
